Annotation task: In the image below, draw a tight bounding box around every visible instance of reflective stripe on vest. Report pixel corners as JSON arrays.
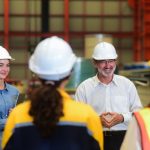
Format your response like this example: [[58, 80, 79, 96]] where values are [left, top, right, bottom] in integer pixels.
[[134, 108, 150, 150]]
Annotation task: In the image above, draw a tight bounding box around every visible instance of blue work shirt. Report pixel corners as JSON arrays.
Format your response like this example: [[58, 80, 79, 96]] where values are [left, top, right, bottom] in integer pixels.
[[0, 83, 19, 131]]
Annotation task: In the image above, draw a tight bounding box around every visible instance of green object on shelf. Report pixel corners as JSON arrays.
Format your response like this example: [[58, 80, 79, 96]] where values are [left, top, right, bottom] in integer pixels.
[[66, 57, 96, 90]]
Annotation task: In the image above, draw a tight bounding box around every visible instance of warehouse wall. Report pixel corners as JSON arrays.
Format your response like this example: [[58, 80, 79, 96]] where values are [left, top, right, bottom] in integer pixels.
[[0, 0, 133, 80], [0, 0, 149, 107]]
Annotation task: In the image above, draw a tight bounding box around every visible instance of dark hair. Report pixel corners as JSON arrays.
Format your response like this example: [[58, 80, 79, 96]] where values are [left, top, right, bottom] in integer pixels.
[[29, 79, 65, 137]]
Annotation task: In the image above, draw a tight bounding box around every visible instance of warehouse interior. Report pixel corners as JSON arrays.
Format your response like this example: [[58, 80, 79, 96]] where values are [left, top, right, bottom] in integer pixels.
[[0, 0, 150, 106]]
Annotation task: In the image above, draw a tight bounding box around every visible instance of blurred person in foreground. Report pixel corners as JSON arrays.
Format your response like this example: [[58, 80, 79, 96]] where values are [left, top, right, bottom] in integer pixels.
[[75, 42, 143, 150], [121, 103, 150, 150], [0, 46, 19, 148], [1, 36, 103, 150]]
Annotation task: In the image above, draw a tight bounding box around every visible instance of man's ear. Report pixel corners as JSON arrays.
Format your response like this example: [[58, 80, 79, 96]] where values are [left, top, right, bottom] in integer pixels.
[[92, 59, 98, 68]]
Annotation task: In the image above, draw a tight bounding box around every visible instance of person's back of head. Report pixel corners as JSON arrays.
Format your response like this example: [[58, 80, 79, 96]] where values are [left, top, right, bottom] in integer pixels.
[[29, 36, 76, 81], [28, 36, 76, 137], [92, 42, 118, 60]]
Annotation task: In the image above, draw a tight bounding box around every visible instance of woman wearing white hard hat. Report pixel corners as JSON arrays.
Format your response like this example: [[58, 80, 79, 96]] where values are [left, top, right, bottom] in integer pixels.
[[75, 42, 143, 150], [0, 46, 19, 149], [2, 36, 103, 150]]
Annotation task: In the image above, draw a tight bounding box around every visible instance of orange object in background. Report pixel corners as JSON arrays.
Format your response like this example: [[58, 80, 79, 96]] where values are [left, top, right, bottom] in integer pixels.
[[128, 0, 135, 9]]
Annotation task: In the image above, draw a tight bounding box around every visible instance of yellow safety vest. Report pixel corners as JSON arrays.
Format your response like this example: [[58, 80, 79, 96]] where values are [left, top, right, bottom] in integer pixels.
[[134, 108, 150, 150]]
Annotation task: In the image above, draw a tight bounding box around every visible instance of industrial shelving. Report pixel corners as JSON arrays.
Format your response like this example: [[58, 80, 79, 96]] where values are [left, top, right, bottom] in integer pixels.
[[129, 0, 150, 61], [0, 0, 141, 79]]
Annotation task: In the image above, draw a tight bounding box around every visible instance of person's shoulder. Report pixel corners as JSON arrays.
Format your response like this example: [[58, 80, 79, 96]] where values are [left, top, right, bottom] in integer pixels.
[[77, 75, 96, 86], [12, 101, 30, 114], [72, 100, 97, 115], [9, 101, 32, 122], [115, 74, 132, 82], [81, 76, 94, 83], [5, 83, 19, 93], [114, 74, 135, 88]]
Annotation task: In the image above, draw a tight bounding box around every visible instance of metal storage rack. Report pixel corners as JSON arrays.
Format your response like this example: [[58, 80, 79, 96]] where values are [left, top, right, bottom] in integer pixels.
[[129, 0, 150, 61], [0, 0, 138, 79]]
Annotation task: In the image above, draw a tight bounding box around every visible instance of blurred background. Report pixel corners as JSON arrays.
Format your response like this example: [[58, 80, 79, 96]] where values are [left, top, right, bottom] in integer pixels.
[[0, 0, 150, 106]]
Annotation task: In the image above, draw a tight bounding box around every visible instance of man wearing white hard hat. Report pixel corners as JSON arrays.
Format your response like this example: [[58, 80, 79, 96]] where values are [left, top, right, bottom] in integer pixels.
[[2, 36, 103, 150], [0, 46, 19, 149], [75, 42, 143, 150]]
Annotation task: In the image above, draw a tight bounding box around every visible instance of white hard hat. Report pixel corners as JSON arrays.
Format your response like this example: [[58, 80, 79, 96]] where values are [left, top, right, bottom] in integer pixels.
[[92, 42, 118, 60], [0, 46, 14, 60], [29, 36, 77, 81]]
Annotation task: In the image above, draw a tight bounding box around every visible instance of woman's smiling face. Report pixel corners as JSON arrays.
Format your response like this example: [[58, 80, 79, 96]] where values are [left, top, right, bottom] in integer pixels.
[[0, 59, 10, 80]]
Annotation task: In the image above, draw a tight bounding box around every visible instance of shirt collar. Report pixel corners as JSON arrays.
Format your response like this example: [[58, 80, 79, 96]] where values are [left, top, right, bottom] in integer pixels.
[[4, 82, 9, 91], [112, 74, 119, 86], [93, 75, 101, 87], [93, 74, 118, 87], [0, 82, 8, 92]]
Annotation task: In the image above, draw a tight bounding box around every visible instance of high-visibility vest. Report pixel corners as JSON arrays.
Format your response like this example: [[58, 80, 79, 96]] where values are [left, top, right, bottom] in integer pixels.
[[134, 108, 150, 150]]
